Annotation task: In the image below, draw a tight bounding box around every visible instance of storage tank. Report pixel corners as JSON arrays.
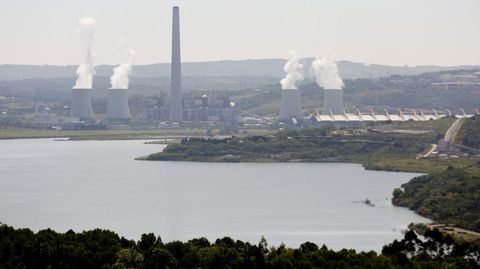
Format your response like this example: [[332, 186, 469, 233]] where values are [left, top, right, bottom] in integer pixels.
[[70, 88, 94, 119], [323, 89, 344, 115], [106, 89, 131, 119], [279, 89, 303, 121]]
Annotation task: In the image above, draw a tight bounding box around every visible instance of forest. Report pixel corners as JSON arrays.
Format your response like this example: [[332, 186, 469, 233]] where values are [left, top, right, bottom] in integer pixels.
[[393, 165, 480, 232], [0, 224, 479, 269], [461, 116, 480, 149]]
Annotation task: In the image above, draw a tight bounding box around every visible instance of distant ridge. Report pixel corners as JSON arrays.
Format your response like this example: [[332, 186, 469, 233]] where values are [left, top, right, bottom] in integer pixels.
[[0, 59, 478, 81]]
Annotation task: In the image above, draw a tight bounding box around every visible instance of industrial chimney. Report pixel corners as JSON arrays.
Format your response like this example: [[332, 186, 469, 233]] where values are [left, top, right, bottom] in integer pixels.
[[106, 89, 131, 120], [323, 89, 344, 115], [170, 6, 183, 122], [279, 89, 303, 121], [70, 88, 94, 119]]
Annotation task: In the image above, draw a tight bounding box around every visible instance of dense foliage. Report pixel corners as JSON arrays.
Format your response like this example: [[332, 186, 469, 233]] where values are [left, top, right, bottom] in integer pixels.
[[393, 166, 480, 232], [461, 116, 480, 149], [146, 126, 441, 165], [0, 224, 479, 269]]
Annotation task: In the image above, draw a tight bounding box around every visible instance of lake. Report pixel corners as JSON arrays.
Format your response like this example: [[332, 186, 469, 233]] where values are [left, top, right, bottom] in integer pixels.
[[0, 138, 430, 251]]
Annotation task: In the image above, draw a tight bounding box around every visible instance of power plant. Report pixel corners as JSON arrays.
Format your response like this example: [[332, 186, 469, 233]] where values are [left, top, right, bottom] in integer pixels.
[[67, 9, 185, 124], [59, 12, 479, 130], [276, 56, 480, 126], [170, 6, 183, 122], [279, 89, 303, 121], [323, 89, 344, 115], [70, 88, 94, 119], [106, 89, 131, 120]]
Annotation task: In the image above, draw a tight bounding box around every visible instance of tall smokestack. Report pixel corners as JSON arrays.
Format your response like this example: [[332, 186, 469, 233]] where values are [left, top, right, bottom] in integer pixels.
[[170, 6, 183, 122]]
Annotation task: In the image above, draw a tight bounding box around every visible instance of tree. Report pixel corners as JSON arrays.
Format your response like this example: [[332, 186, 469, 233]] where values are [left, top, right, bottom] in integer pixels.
[[113, 248, 144, 269], [143, 247, 176, 269]]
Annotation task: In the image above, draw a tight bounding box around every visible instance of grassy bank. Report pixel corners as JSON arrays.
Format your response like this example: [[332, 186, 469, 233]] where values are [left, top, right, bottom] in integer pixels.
[[0, 128, 205, 140], [0, 127, 276, 140], [366, 156, 480, 174]]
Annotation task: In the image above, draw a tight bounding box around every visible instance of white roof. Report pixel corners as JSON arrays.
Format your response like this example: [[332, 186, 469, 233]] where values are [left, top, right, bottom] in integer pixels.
[[311, 113, 449, 122]]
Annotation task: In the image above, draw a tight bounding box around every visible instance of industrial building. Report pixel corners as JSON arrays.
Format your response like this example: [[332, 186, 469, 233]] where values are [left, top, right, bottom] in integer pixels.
[[145, 95, 169, 121], [278, 77, 479, 126], [183, 94, 240, 125], [310, 109, 478, 126]]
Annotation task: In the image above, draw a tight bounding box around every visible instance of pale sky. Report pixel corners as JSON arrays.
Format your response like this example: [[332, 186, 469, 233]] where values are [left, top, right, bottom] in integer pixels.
[[1, 0, 479, 66]]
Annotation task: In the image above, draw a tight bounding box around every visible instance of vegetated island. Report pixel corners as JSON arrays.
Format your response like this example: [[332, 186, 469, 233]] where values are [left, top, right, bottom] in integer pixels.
[[142, 117, 480, 234], [0, 223, 479, 268]]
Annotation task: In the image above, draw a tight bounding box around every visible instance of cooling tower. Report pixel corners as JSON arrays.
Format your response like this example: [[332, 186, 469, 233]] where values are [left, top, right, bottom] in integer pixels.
[[170, 6, 183, 122], [323, 89, 344, 115], [106, 89, 131, 120], [279, 89, 303, 121], [70, 88, 94, 119]]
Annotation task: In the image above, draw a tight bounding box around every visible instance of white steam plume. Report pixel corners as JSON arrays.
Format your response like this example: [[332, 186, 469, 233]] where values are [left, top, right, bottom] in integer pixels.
[[110, 48, 136, 89], [310, 57, 344, 90], [280, 51, 304, 89], [73, 17, 96, 89]]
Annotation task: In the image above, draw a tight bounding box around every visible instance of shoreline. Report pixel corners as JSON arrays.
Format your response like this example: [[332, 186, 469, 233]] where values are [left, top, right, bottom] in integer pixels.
[[2, 134, 478, 236]]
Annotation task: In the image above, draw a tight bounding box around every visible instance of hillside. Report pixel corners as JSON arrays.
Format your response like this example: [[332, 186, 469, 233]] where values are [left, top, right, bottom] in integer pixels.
[[1, 68, 478, 116], [392, 116, 480, 231], [458, 116, 480, 149], [234, 69, 480, 115], [393, 166, 480, 232], [1, 59, 478, 81]]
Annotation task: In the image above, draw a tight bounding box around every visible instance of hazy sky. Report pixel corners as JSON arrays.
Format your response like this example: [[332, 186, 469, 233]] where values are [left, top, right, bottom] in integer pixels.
[[1, 0, 479, 66]]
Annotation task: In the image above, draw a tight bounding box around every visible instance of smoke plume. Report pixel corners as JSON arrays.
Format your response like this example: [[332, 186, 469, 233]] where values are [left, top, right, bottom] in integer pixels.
[[73, 17, 96, 89], [280, 51, 304, 89], [110, 48, 136, 89], [310, 57, 344, 90]]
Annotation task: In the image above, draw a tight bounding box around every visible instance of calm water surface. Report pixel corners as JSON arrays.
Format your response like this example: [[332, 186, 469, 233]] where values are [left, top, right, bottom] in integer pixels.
[[0, 138, 430, 251]]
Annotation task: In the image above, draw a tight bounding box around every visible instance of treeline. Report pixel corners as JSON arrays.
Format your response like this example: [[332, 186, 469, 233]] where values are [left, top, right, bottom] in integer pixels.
[[0, 224, 479, 269], [145, 126, 440, 163], [393, 166, 480, 232]]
